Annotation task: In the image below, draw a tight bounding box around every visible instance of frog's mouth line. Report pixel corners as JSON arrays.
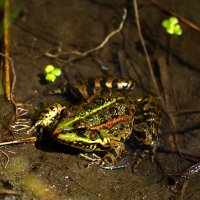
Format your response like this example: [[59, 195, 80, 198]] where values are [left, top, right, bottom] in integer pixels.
[[54, 134, 109, 152], [54, 133, 110, 150]]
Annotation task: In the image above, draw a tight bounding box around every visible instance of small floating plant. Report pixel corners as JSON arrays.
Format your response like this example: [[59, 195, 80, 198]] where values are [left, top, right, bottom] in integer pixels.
[[44, 64, 62, 82], [162, 17, 183, 36]]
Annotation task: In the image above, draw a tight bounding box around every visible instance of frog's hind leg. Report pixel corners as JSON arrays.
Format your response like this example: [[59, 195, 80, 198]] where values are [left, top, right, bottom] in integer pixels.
[[132, 149, 149, 172], [99, 141, 126, 168], [132, 143, 158, 172], [131, 94, 161, 171]]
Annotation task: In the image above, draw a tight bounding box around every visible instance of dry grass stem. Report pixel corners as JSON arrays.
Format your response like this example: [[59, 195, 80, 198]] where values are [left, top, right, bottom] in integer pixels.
[[0, 53, 16, 103], [147, 0, 200, 33], [0, 150, 9, 168], [0, 136, 37, 147], [180, 181, 188, 200], [133, 0, 160, 96], [69, 8, 127, 57], [174, 109, 200, 116], [3, 0, 11, 100], [45, 9, 127, 60], [0, 189, 21, 195]]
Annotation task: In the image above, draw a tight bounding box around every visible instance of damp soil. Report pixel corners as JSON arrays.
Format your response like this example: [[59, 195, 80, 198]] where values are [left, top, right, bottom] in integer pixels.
[[0, 0, 200, 200]]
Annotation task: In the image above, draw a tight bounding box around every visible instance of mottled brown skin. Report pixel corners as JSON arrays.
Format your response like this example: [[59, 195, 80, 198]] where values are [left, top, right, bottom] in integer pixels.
[[29, 77, 161, 169]]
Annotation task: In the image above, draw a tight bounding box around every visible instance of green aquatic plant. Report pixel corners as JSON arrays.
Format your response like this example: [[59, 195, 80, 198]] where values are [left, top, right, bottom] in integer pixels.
[[162, 17, 183, 36], [44, 65, 62, 82]]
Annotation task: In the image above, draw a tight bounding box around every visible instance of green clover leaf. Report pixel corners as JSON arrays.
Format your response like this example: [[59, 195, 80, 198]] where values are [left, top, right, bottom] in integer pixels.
[[44, 65, 62, 82], [162, 16, 182, 36]]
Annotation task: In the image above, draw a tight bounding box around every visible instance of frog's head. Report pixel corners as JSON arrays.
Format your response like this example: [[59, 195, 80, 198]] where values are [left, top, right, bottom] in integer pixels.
[[52, 112, 106, 151]]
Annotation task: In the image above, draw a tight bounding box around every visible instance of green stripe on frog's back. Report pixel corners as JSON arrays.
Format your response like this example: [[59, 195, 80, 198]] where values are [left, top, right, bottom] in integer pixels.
[[65, 76, 135, 100], [56, 96, 125, 131]]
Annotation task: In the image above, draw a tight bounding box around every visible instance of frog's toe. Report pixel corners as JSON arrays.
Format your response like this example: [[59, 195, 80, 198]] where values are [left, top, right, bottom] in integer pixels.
[[100, 163, 127, 170], [78, 153, 102, 166]]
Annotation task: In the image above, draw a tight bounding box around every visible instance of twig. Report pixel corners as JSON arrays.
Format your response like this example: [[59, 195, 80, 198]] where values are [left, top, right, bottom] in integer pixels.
[[133, 0, 160, 96], [133, 0, 181, 156], [70, 9, 127, 57], [0, 189, 21, 195], [0, 52, 17, 107], [180, 181, 188, 200], [173, 109, 200, 116], [158, 146, 200, 161], [0, 150, 9, 168], [146, 0, 200, 33], [3, 0, 11, 100], [10, 57, 16, 103], [45, 9, 127, 60], [0, 136, 37, 146]]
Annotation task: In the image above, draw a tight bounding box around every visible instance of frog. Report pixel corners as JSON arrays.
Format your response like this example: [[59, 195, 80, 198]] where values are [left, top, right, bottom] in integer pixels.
[[28, 76, 161, 170]]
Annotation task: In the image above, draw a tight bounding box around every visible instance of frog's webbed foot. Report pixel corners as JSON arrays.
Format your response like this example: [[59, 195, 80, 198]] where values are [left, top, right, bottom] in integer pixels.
[[132, 147, 157, 172], [132, 149, 149, 172]]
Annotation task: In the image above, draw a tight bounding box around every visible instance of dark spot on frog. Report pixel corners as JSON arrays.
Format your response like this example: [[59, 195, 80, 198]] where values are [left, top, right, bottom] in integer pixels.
[[133, 127, 147, 140], [119, 123, 125, 131], [109, 107, 118, 117], [86, 85, 95, 97], [112, 79, 118, 89], [92, 97, 105, 106], [110, 149, 117, 157], [49, 106, 55, 111], [98, 114, 107, 123], [105, 156, 113, 164], [113, 132, 119, 137], [86, 116, 94, 122], [125, 107, 130, 115]]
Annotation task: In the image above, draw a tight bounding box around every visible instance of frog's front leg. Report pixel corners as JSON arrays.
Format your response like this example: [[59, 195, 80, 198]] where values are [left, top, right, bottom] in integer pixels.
[[100, 141, 126, 167], [79, 141, 126, 168], [28, 103, 66, 133]]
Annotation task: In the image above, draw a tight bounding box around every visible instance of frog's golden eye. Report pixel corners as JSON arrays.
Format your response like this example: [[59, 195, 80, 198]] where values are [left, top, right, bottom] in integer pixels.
[[76, 122, 87, 135]]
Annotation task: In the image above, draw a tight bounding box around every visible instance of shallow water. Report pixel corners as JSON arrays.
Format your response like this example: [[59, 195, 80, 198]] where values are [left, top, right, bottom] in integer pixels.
[[0, 0, 200, 199]]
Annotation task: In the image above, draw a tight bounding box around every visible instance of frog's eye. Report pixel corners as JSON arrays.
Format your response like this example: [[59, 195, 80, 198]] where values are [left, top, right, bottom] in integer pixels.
[[76, 123, 87, 135]]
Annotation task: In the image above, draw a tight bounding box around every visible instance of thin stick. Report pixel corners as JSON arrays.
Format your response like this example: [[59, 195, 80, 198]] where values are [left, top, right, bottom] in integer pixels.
[[133, 0, 180, 156], [3, 0, 11, 100], [70, 9, 127, 57], [0, 52, 17, 108], [0, 189, 21, 195], [180, 181, 188, 200], [45, 9, 127, 59], [173, 109, 200, 116], [133, 0, 160, 96], [0, 150, 9, 168], [146, 0, 200, 33], [0, 136, 37, 146]]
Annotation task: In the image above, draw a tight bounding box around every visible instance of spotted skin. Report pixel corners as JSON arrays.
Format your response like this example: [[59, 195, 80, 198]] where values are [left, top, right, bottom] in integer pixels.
[[29, 77, 161, 169]]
